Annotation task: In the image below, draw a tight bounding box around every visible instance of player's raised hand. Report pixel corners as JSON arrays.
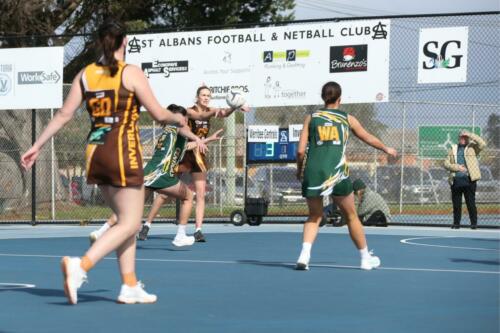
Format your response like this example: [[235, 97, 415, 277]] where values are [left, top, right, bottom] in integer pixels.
[[239, 104, 251, 113], [208, 129, 224, 142]]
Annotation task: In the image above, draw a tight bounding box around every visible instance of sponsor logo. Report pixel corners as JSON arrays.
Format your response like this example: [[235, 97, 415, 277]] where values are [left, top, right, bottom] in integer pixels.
[[248, 126, 279, 142], [340, 21, 388, 39], [209, 84, 249, 100], [329, 45, 368, 73], [0, 73, 12, 96], [222, 51, 232, 64], [422, 40, 463, 69], [141, 60, 189, 78], [203, 51, 251, 75], [18, 71, 61, 85], [0, 64, 13, 96], [288, 124, 303, 142], [263, 78, 306, 100], [263, 49, 310, 63]]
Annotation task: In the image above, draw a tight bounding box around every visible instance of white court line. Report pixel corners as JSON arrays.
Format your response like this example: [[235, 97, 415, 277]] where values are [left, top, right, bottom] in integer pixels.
[[0, 283, 36, 289], [0, 252, 498, 275], [401, 236, 500, 251]]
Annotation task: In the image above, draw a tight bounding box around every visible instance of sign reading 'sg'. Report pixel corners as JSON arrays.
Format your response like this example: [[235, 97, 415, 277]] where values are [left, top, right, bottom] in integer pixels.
[[418, 27, 468, 83]]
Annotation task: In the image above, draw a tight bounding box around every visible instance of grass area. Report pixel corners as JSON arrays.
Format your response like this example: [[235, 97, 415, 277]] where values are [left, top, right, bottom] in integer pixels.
[[1, 201, 498, 222]]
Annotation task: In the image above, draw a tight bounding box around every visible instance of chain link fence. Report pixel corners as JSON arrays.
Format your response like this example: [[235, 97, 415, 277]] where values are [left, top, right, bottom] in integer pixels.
[[0, 13, 498, 226]]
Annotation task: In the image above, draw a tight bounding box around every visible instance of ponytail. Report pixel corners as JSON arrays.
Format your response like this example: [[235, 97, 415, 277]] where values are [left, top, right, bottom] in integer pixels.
[[97, 19, 126, 77]]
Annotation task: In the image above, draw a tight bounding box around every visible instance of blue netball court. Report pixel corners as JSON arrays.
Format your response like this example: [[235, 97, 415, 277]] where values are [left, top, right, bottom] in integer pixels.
[[0, 224, 498, 333]]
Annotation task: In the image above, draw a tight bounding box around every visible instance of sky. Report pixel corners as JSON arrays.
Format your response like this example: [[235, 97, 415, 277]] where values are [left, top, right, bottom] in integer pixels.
[[293, 0, 499, 20]]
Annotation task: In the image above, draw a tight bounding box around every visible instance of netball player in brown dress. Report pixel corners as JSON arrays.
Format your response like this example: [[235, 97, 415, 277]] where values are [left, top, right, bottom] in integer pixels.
[[176, 86, 249, 242], [20, 20, 200, 305]]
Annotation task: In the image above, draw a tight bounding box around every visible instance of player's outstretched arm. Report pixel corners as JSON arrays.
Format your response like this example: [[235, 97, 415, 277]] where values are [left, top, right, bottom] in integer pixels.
[[348, 115, 397, 158], [216, 104, 250, 118], [186, 107, 217, 120]]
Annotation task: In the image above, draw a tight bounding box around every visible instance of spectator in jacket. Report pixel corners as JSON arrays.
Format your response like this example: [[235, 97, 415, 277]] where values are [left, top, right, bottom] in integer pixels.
[[443, 130, 486, 229]]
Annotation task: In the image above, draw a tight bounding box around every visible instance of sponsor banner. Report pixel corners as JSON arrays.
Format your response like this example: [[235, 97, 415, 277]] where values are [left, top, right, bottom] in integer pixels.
[[288, 124, 303, 142], [418, 27, 468, 84], [0, 47, 63, 109], [127, 20, 390, 107], [247, 125, 279, 143]]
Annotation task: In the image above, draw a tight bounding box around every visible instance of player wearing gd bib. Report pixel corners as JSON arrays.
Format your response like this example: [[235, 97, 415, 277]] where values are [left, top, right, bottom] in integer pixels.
[[144, 124, 188, 189], [302, 108, 351, 198], [295, 81, 397, 271]]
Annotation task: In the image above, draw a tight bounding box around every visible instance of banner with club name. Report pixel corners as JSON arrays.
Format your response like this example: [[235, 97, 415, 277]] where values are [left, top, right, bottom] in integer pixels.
[[0, 47, 63, 109], [127, 20, 390, 108]]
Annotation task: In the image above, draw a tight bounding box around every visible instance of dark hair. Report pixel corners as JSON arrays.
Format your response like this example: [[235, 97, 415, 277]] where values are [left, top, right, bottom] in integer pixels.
[[167, 104, 187, 116], [196, 86, 211, 96], [97, 19, 126, 77], [321, 81, 342, 105]]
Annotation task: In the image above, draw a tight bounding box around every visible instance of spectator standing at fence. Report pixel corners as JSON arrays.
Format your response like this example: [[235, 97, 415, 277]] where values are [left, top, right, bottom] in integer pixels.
[[175, 86, 249, 243], [295, 81, 397, 271], [352, 179, 390, 227], [21, 19, 188, 305], [443, 130, 486, 229]]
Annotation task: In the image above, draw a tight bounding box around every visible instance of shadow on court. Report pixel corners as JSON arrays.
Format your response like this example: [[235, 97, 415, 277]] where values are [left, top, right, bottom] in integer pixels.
[[236, 259, 296, 270], [136, 245, 193, 251], [0, 287, 115, 304], [450, 258, 500, 266]]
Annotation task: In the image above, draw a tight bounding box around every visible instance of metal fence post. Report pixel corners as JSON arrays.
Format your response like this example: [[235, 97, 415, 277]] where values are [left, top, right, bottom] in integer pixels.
[[31, 108, 36, 225], [51, 109, 56, 220], [472, 105, 476, 132], [399, 102, 406, 214]]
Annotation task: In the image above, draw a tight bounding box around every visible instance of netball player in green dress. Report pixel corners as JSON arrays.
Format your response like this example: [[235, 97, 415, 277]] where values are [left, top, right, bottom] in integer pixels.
[[296, 81, 397, 271]]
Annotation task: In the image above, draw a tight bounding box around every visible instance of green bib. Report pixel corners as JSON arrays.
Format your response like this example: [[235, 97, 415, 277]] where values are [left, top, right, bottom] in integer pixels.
[[302, 109, 350, 197]]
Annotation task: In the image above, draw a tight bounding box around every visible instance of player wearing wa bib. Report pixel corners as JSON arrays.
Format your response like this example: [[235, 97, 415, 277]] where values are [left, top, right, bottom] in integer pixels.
[[82, 61, 143, 187], [144, 125, 188, 189], [302, 108, 351, 197]]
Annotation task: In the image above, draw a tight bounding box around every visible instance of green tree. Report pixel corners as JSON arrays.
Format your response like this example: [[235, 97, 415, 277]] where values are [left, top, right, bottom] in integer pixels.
[[0, 0, 295, 212]]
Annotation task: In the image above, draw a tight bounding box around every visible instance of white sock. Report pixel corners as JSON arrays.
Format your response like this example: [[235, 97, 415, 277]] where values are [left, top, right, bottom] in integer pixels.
[[301, 242, 312, 254], [195, 227, 201, 232], [145, 222, 152, 228], [176, 225, 187, 237], [96, 222, 110, 236], [359, 247, 371, 260]]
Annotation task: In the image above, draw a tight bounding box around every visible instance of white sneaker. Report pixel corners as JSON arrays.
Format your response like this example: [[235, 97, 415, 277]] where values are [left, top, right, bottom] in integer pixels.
[[60, 257, 88, 305], [117, 282, 157, 304], [172, 235, 195, 247], [295, 251, 310, 271], [360, 251, 381, 270], [89, 231, 99, 245]]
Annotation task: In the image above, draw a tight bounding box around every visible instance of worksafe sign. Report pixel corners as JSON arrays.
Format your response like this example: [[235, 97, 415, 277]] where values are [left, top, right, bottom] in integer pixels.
[[0, 47, 63, 109]]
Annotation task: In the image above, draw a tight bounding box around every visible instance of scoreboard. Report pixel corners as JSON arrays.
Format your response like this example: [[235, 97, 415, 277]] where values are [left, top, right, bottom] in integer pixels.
[[247, 128, 299, 164]]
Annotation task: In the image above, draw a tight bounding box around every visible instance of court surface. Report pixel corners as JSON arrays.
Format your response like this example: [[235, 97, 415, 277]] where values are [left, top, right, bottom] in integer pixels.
[[0, 224, 498, 333]]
